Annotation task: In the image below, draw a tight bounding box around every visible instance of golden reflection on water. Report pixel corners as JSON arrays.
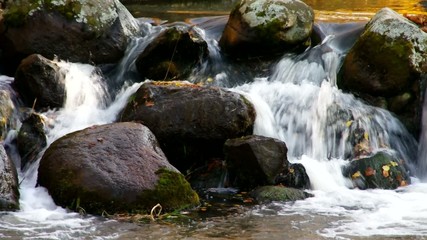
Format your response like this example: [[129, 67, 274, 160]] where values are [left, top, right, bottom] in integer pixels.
[[304, 0, 427, 22], [124, 0, 426, 22]]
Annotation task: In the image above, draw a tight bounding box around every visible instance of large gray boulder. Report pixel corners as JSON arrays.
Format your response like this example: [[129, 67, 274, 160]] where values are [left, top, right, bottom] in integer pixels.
[[120, 81, 256, 171], [37, 122, 199, 214], [219, 0, 314, 58], [0, 0, 139, 70], [338, 8, 427, 137], [0, 144, 19, 211]]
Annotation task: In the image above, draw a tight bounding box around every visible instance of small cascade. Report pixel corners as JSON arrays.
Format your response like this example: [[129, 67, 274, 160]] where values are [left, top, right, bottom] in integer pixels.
[[417, 95, 427, 179], [236, 39, 417, 165]]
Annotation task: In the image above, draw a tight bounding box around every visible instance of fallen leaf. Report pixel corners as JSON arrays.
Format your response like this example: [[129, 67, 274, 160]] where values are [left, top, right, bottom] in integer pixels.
[[346, 120, 353, 127], [352, 171, 361, 179], [365, 167, 375, 176]]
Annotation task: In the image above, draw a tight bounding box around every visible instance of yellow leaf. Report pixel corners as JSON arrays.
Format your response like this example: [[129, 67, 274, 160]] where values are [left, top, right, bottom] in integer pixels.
[[346, 120, 353, 127], [390, 161, 398, 167], [352, 171, 361, 179], [382, 165, 390, 171], [364, 132, 369, 140]]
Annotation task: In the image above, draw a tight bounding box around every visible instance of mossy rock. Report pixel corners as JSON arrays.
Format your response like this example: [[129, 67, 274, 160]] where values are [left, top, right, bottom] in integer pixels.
[[250, 185, 312, 204], [38, 122, 199, 214], [219, 0, 314, 58], [138, 169, 199, 210], [0, 0, 139, 69], [338, 8, 427, 137], [343, 150, 411, 190]]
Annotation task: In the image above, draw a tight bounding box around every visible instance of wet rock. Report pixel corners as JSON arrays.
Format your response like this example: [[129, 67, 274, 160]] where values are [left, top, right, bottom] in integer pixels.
[[224, 135, 288, 190], [219, 0, 314, 58], [0, 144, 19, 211], [120, 81, 255, 171], [17, 113, 47, 170], [0, 89, 15, 141], [338, 8, 427, 137], [343, 150, 411, 190], [13, 54, 65, 110], [275, 163, 311, 189], [250, 185, 311, 204], [37, 122, 199, 215], [187, 158, 228, 190], [135, 25, 209, 81], [0, 0, 139, 73]]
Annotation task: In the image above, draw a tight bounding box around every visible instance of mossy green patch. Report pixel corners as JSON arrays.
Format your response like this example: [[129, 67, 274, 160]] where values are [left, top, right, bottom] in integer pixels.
[[137, 168, 200, 211], [3, 0, 110, 31]]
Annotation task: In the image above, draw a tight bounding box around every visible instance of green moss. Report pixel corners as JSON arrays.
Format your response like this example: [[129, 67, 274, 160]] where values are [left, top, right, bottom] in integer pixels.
[[3, 0, 102, 29], [138, 168, 200, 211]]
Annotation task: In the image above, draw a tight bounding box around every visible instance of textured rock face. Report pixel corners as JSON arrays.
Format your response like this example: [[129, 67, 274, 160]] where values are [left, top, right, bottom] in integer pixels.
[[0, 88, 15, 141], [224, 135, 289, 190], [37, 122, 199, 214], [338, 8, 427, 137], [0, 0, 139, 71], [135, 25, 209, 81], [219, 0, 314, 58], [0, 144, 19, 211], [13, 54, 65, 110], [120, 81, 256, 170], [17, 113, 47, 170]]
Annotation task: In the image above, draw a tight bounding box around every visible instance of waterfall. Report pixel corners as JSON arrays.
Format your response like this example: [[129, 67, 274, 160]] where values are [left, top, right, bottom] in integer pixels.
[[1, 18, 427, 239]]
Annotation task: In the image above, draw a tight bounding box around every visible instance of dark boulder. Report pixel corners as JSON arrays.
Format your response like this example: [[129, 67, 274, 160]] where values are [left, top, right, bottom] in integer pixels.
[[135, 25, 209, 81], [13, 54, 65, 110], [338, 8, 427, 137], [275, 163, 311, 189], [224, 135, 288, 190], [343, 150, 411, 190], [120, 81, 256, 171], [219, 0, 314, 58], [0, 0, 139, 72], [37, 122, 199, 214], [17, 113, 47, 170], [0, 144, 19, 211], [250, 185, 311, 204]]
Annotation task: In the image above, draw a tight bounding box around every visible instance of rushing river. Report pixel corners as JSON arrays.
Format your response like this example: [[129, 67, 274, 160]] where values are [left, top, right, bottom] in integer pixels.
[[1, 1, 427, 239]]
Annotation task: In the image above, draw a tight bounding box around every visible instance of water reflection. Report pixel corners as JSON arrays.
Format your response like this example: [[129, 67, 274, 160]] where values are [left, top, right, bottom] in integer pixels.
[[123, 0, 426, 22]]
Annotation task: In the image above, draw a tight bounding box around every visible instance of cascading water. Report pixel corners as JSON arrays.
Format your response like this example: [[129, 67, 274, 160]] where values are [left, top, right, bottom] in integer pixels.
[[1, 17, 427, 240]]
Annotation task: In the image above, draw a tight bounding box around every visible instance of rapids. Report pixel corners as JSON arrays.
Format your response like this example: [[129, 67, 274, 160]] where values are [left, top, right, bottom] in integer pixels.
[[1, 6, 427, 240]]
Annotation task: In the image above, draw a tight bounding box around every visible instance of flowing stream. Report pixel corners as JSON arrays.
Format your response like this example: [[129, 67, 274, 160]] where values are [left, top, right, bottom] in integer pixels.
[[2, 7, 427, 240]]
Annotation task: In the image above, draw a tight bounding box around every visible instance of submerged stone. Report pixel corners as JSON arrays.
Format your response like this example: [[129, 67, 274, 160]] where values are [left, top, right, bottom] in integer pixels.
[[250, 185, 311, 204]]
